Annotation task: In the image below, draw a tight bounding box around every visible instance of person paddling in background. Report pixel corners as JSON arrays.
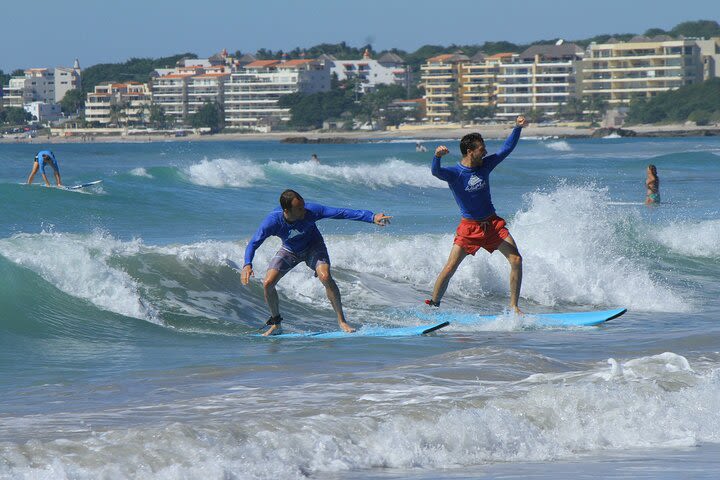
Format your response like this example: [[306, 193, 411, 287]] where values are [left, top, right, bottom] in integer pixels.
[[645, 164, 660, 205], [310, 153, 320, 164], [241, 189, 392, 336], [27, 150, 62, 187], [426, 115, 528, 314]]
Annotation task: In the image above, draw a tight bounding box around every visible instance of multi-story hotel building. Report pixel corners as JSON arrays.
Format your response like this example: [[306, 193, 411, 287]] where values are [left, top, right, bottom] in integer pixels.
[[582, 36, 705, 106], [150, 70, 197, 124], [1, 61, 81, 108], [151, 52, 237, 124], [459, 51, 501, 112], [421, 53, 469, 122], [85, 82, 151, 125], [224, 59, 331, 130], [187, 67, 231, 116], [327, 50, 409, 93], [496, 43, 583, 118]]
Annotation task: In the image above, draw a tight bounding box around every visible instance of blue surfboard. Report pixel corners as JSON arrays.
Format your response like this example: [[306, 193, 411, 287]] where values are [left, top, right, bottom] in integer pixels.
[[422, 308, 626, 327], [62, 180, 103, 190], [255, 321, 449, 339]]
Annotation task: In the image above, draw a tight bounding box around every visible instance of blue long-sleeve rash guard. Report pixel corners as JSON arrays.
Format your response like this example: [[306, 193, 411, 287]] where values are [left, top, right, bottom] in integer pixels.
[[244, 202, 375, 266], [431, 126, 522, 220], [36, 150, 59, 175]]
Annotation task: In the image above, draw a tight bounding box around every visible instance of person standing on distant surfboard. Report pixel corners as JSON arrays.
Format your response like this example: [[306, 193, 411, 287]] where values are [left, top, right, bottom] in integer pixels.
[[426, 115, 528, 314], [241, 189, 392, 336], [27, 150, 62, 187]]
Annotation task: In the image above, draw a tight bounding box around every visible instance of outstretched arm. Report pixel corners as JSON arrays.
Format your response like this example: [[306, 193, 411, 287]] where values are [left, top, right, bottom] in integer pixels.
[[431, 145, 454, 181], [484, 116, 527, 170], [312, 203, 392, 227]]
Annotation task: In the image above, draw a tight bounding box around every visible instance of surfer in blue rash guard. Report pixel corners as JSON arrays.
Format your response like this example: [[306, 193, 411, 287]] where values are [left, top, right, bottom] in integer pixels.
[[426, 115, 528, 314], [241, 189, 392, 336], [27, 150, 63, 187]]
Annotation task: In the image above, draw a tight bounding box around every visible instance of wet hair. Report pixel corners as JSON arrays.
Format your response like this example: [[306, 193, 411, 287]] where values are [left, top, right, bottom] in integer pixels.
[[279, 189, 303, 210], [648, 164, 657, 175], [460, 133, 484, 155]]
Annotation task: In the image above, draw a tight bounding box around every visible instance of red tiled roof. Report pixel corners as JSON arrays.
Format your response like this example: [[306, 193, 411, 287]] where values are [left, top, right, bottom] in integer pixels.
[[427, 54, 455, 62], [487, 52, 515, 59], [244, 60, 280, 68], [281, 59, 314, 67], [159, 74, 194, 80]]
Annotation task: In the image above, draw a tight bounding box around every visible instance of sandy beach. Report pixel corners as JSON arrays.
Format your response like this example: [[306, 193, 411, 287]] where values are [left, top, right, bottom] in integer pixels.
[[2, 122, 719, 145]]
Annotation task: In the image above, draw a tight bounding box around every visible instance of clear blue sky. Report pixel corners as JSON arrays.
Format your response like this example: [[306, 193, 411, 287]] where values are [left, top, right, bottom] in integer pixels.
[[1, 0, 718, 71]]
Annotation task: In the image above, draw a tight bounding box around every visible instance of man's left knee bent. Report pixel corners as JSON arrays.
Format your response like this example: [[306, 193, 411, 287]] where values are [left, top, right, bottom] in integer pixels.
[[316, 269, 332, 284], [508, 253, 522, 268]]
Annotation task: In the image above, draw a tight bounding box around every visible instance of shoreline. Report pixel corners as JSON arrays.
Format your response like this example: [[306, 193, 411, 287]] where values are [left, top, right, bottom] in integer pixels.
[[2, 123, 719, 145]]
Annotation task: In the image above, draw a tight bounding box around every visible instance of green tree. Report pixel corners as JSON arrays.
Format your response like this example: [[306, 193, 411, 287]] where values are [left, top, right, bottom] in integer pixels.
[[60, 89, 85, 114], [626, 78, 720, 124], [190, 101, 224, 132], [0, 70, 11, 87], [586, 97, 608, 125], [557, 97, 586, 121], [108, 102, 128, 126], [525, 109, 547, 123], [148, 103, 169, 129], [688, 109, 711, 126], [0, 107, 33, 125], [81, 53, 197, 93], [670, 20, 720, 38], [466, 106, 496, 122]]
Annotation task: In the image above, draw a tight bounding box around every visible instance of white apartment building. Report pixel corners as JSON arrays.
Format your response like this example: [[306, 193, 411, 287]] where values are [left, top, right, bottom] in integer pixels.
[[54, 60, 82, 102], [496, 43, 583, 118], [150, 72, 195, 124], [24, 102, 62, 124], [224, 59, 331, 130], [1, 61, 81, 108], [85, 82, 151, 125], [582, 36, 704, 105], [421, 53, 468, 122], [328, 50, 408, 93], [187, 68, 231, 116]]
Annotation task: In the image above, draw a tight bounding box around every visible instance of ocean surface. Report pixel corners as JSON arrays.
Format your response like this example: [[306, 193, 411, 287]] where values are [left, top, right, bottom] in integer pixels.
[[0, 134, 719, 479]]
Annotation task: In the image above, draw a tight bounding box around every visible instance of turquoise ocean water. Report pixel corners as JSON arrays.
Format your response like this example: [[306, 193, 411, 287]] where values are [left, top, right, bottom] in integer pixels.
[[0, 135, 719, 479]]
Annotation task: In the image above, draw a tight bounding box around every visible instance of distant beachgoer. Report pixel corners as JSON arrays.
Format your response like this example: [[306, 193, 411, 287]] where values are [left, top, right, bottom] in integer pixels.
[[241, 189, 392, 336], [311, 153, 320, 164], [645, 164, 660, 205], [416, 142, 427, 153], [27, 150, 62, 187], [426, 115, 528, 314]]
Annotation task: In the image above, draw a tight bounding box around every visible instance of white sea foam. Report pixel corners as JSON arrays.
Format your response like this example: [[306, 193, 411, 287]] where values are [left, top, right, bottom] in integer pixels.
[[184, 158, 265, 188], [544, 140, 572, 151], [0, 231, 159, 323], [146, 184, 690, 316], [1, 353, 718, 479], [321, 186, 689, 312], [129, 167, 153, 178], [267, 158, 446, 188], [651, 219, 720, 258]]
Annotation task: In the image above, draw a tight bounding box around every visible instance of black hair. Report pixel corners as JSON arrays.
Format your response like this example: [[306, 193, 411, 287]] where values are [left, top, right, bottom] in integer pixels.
[[460, 133, 484, 155], [279, 189, 303, 210], [648, 164, 657, 175]]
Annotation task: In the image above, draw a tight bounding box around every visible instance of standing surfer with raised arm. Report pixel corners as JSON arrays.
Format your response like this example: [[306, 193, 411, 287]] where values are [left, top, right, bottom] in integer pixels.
[[426, 115, 528, 313], [241, 189, 392, 336]]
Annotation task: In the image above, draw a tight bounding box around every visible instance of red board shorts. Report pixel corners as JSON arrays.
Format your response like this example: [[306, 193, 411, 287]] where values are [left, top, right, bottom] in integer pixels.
[[454, 215, 509, 255]]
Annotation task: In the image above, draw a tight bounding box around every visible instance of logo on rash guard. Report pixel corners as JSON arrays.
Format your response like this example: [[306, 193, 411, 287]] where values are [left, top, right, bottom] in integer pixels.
[[288, 229, 303, 239], [465, 174, 485, 192]]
